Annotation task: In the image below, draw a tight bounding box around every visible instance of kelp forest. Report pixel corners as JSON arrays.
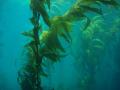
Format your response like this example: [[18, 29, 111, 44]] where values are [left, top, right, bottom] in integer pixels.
[[0, 0, 120, 90]]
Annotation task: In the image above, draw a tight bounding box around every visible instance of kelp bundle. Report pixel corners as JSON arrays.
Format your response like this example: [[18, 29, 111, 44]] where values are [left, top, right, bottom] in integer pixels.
[[78, 14, 120, 90], [18, 0, 51, 90], [63, 0, 119, 29], [18, 0, 119, 90], [18, 0, 72, 90]]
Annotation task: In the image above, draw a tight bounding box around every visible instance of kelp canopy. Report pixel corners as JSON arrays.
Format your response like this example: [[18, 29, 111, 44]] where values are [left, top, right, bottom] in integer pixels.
[[18, 0, 119, 90]]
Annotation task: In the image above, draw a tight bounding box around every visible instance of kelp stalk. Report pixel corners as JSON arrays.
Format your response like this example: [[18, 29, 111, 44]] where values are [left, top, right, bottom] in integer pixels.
[[30, 1, 42, 90]]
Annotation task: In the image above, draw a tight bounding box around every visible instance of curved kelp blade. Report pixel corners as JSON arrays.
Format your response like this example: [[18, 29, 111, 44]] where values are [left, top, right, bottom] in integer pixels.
[[80, 5, 103, 15], [45, 32, 65, 53], [30, 0, 51, 27], [100, 0, 120, 8], [38, 5, 51, 27]]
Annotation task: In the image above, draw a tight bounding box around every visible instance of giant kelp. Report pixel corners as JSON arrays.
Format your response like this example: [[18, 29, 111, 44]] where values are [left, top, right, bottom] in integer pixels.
[[71, 14, 120, 90], [18, 0, 119, 90], [70, 16, 106, 90]]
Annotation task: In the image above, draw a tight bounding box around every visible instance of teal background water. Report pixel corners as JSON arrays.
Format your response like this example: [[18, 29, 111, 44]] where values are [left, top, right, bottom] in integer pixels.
[[0, 0, 120, 90]]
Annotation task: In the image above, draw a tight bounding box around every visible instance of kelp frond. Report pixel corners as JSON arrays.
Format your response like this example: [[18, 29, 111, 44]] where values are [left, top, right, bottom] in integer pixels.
[[18, 0, 120, 90], [62, 0, 119, 29], [39, 16, 72, 62], [82, 15, 104, 40], [30, 0, 51, 27]]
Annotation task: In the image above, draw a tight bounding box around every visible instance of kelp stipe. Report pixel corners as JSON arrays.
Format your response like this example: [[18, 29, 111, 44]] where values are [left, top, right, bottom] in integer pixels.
[[18, 0, 120, 90], [18, 0, 51, 90]]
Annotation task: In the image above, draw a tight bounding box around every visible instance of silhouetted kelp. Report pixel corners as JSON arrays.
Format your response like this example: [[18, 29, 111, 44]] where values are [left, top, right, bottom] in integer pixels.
[[18, 0, 120, 90]]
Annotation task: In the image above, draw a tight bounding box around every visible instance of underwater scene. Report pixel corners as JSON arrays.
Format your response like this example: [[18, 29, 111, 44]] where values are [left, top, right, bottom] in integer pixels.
[[0, 0, 120, 90]]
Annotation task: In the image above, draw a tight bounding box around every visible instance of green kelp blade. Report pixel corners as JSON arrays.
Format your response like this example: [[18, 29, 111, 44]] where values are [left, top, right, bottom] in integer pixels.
[[81, 5, 103, 15], [30, 17, 38, 25], [45, 31, 66, 52], [100, 0, 120, 8], [31, 0, 51, 26], [50, 16, 72, 43], [24, 41, 35, 48], [21, 30, 34, 38], [61, 22, 72, 43], [40, 45, 64, 62], [44, 52, 66, 62], [45, 54, 59, 62], [24, 40, 37, 55], [40, 42, 65, 61], [83, 16, 91, 30], [60, 32, 71, 43], [65, 8, 85, 21], [38, 5, 51, 27]]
